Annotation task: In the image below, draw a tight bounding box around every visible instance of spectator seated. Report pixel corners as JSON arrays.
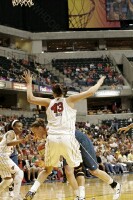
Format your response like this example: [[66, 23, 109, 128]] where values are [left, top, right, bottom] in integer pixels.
[[52, 58, 124, 87], [0, 56, 59, 86]]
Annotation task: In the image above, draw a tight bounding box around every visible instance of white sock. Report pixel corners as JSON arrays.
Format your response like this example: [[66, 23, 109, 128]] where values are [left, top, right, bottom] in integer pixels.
[[74, 189, 79, 197], [107, 177, 113, 185], [79, 186, 85, 198], [13, 170, 23, 198], [30, 180, 41, 193]]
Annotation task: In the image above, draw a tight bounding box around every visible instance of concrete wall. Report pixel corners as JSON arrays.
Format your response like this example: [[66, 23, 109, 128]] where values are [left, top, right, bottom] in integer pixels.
[[123, 55, 133, 85], [86, 113, 133, 124], [121, 97, 131, 110], [0, 46, 29, 60], [31, 40, 42, 54], [1, 24, 133, 40], [0, 46, 133, 66], [0, 108, 36, 117], [37, 50, 133, 65], [75, 99, 87, 116]]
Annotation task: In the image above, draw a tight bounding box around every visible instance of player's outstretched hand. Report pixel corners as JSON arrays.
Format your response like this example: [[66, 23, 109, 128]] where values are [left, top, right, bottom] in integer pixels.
[[22, 70, 32, 84], [118, 127, 127, 133], [98, 76, 106, 86], [20, 134, 31, 144]]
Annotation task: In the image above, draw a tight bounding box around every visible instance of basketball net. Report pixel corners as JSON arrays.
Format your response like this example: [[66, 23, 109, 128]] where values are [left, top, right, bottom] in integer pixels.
[[68, 0, 95, 28], [12, 0, 34, 7]]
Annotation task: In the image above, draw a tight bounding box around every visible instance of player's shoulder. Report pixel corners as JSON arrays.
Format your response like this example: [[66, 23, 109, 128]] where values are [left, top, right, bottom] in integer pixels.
[[47, 98, 54, 106], [6, 130, 15, 137], [6, 130, 14, 134]]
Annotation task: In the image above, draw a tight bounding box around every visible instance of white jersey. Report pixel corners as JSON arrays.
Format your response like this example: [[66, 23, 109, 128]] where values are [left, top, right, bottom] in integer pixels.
[[0, 130, 16, 156], [46, 97, 77, 135]]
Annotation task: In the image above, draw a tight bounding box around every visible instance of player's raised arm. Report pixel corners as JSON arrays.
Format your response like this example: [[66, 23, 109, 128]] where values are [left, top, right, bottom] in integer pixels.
[[23, 70, 51, 107], [7, 139, 25, 146], [66, 76, 105, 104], [118, 123, 133, 133], [7, 131, 30, 146]]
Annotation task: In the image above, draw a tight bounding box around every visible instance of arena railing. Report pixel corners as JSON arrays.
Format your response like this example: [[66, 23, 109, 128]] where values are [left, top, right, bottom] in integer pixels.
[[0, 47, 34, 61]]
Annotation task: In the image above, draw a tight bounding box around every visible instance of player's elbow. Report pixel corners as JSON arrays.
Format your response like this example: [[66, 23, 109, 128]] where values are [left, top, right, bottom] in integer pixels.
[[27, 97, 31, 102], [27, 96, 34, 103], [89, 92, 94, 96], [86, 92, 94, 98]]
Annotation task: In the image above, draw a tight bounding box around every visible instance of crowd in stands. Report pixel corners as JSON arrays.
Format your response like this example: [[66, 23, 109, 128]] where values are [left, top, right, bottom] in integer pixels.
[[88, 108, 131, 115], [0, 56, 59, 86], [0, 55, 126, 96], [52, 57, 124, 87], [0, 114, 133, 184], [76, 119, 133, 176], [0, 114, 64, 183], [88, 104, 132, 115]]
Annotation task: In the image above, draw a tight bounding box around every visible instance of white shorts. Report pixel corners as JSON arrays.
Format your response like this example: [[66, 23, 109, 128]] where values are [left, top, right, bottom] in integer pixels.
[[0, 154, 20, 179], [45, 134, 82, 167]]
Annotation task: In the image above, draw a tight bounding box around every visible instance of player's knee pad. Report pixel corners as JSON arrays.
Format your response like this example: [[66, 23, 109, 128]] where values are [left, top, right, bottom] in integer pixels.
[[74, 163, 84, 178], [0, 178, 13, 192]]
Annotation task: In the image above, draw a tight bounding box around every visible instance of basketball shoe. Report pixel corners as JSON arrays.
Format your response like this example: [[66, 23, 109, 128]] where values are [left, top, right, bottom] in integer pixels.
[[23, 191, 36, 200], [113, 183, 121, 200], [9, 183, 14, 198]]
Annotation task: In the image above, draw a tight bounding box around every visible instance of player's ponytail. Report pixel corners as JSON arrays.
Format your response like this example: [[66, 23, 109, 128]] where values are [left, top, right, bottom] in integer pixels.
[[31, 118, 46, 128], [52, 83, 63, 97]]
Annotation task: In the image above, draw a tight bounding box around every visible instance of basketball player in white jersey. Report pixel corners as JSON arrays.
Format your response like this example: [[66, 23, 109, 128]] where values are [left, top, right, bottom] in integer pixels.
[[23, 119, 121, 200], [0, 120, 24, 200], [23, 70, 105, 200]]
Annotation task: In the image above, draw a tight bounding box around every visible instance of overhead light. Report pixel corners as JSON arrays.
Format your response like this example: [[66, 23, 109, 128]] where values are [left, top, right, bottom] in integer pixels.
[[41, 51, 44, 53], [95, 90, 120, 97], [67, 91, 79, 96], [0, 81, 6, 88]]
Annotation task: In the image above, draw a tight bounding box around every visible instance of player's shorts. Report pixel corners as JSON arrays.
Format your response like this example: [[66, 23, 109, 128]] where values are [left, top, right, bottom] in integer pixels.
[[64, 131, 98, 171], [0, 154, 20, 179], [10, 153, 18, 165], [79, 137, 98, 170], [45, 134, 82, 167]]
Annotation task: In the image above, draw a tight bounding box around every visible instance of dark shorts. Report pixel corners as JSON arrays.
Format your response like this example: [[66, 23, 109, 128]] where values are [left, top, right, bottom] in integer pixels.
[[79, 137, 98, 170], [64, 130, 98, 171], [10, 153, 18, 166]]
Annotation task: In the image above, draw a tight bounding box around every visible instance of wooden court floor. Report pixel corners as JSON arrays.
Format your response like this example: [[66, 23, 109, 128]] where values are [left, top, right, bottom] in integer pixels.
[[0, 174, 133, 200]]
